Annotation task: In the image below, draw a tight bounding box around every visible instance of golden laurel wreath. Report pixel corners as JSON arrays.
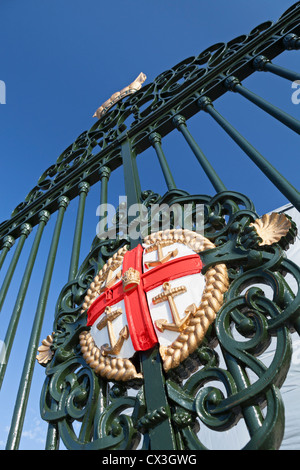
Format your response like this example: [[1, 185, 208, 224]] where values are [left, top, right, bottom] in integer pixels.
[[79, 229, 229, 382], [37, 212, 293, 382]]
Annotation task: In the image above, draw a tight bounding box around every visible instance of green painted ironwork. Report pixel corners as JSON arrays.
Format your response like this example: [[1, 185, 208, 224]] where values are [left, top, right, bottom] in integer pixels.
[[0, 224, 31, 313], [0, 211, 50, 390], [149, 132, 177, 191], [0, 236, 14, 271], [37, 190, 299, 450], [1, 2, 299, 242], [224, 76, 300, 135], [173, 114, 227, 193], [198, 96, 300, 211], [253, 55, 300, 81], [68, 183, 90, 282], [0, 2, 299, 450], [6, 197, 69, 450]]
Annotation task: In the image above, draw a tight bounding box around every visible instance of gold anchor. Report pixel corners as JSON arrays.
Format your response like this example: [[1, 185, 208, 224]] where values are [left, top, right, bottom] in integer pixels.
[[145, 240, 178, 268], [96, 306, 129, 356], [99, 268, 122, 293], [152, 281, 197, 332]]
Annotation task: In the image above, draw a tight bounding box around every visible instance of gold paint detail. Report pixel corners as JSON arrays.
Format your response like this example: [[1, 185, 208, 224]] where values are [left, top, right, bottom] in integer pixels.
[[81, 230, 229, 377], [143, 230, 229, 372], [144, 240, 178, 268], [81, 245, 128, 312], [96, 306, 129, 356], [79, 330, 142, 382], [122, 267, 140, 292], [36, 334, 54, 365], [250, 212, 292, 246], [153, 282, 191, 332], [93, 72, 147, 119], [99, 268, 122, 293], [80, 243, 141, 382]]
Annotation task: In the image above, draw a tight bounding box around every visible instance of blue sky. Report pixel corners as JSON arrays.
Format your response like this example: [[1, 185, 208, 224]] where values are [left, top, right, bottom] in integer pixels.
[[0, 0, 299, 450]]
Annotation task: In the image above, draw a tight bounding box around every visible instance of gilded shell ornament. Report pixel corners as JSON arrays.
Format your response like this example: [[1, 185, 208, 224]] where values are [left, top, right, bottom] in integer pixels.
[[36, 334, 54, 365], [250, 212, 292, 246]]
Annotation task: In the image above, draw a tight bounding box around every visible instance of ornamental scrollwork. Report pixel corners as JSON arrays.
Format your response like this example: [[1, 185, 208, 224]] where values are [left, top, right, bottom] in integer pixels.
[[38, 190, 299, 449]]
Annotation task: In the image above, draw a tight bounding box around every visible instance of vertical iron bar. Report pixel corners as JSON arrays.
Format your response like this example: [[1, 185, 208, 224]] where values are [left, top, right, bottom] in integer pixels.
[[99, 167, 111, 214], [0, 236, 15, 271], [173, 114, 227, 193], [47, 184, 89, 448], [140, 347, 177, 450], [122, 137, 177, 448], [253, 55, 300, 82], [121, 139, 142, 243], [97, 166, 111, 238], [225, 76, 300, 135], [0, 224, 32, 313], [45, 418, 59, 450], [0, 211, 50, 389], [149, 132, 177, 191], [223, 350, 264, 437], [6, 196, 69, 450], [68, 182, 90, 282], [44, 377, 60, 450], [121, 140, 141, 209], [198, 97, 300, 211]]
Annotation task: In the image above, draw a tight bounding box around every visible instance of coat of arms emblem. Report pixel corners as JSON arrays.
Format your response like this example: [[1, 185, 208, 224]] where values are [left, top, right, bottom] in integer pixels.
[[79, 229, 229, 381]]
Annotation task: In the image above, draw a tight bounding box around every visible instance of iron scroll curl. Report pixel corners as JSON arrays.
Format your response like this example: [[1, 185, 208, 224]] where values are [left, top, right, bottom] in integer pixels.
[[39, 189, 299, 449]]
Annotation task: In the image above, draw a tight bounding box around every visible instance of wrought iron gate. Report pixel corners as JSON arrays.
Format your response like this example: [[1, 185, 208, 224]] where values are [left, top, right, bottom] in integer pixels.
[[1, 2, 300, 450]]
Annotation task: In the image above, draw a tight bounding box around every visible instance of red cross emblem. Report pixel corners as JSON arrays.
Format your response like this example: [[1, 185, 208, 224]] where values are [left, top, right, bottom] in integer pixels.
[[79, 230, 229, 381]]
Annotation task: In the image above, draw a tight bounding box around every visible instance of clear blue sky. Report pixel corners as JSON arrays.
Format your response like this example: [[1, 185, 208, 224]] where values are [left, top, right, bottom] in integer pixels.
[[0, 0, 299, 450]]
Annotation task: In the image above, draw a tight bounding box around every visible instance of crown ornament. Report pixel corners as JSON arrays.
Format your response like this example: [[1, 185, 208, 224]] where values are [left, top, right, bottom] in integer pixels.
[[122, 267, 141, 292]]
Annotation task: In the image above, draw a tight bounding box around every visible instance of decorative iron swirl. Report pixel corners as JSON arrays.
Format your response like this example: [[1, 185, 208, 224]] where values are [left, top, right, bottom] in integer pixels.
[[39, 189, 299, 449]]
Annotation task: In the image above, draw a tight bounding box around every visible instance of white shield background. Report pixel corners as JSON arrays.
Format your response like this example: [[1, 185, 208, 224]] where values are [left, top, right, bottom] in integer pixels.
[[143, 242, 206, 348], [89, 241, 206, 358], [89, 261, 136, 360]]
